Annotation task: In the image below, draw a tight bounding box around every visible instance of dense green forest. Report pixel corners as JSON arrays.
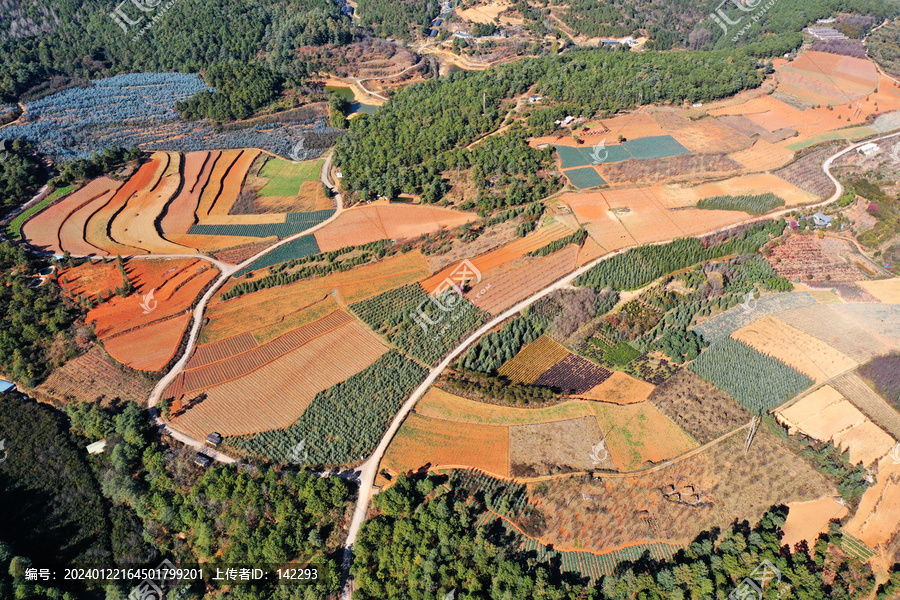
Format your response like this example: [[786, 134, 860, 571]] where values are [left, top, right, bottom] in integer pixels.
[[0, 138, 44, 212], [0, 0, 356, 99], [334, 48, 763, 200], [0, 394, 353, 599], [176, 62, 284, 121], [352, 471, 879, 599], [0, 243, 81, 384], [357, 0, 439, 40]]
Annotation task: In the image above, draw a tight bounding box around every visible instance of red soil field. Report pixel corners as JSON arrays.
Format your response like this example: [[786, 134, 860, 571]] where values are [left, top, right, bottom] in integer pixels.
[[57, 186, 120, 256], [61, 258, 218, 370], [197, 150, 242, 218], [103, 313, 192, 371], [23, 177, 121, 254], [208, 149, 261, 216], [467, 245, 579, 314], [84, 155, 166, 255], [169, 310, 353, 402], [161, 151, 219, 236], [314, 203, 478, 252], [421, 222, 574, 293], [170, 321, 388, 437], [382, 413, 511, 478]]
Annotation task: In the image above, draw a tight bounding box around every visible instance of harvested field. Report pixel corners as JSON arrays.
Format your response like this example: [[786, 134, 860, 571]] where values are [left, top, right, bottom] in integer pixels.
[[660, 173, 815, 209], [775, 304, 893, 363], [104, 313, 192, 371], [767, 235, 866, 283], [168, 310, 354, 401], [23, 177, 122, 255], [844, 457, 900, 548], [57, 185, 121, 256], [776, 51, 878, 105], [251, 296, 342, 345], [171, 320, 388, 437], [110, 152, 188, 254], [650, 110, 751, 154], [497, 336, 569, 384], [204, 251, 430, 342], [415, 387, 596, 426], [648, 369, 750, 444], [527, 429, 833, 553], [381, 413, 510, 477], [829, 303, 900, 349], [531, 353, 612, 394], [314, 203, 477, 252], [574, 371, 654, 404], [167, 233, 276, 253], [421, 222, 574, 293], [467, 245, 579, 314], [857, 278, 900, 304], [160, 151, 219, 236], [781, 497, 848, 550], [590, 402, 698, 471], [691, 291, 818, 343], [34, 346, 155, 405], [777, 385, 894, 467], [729, 140, 796, 171], [510, 416, 612, 477], [732, 315, 858, 382], [185, 332, 259, 370], [209, 149, 260, 216], [209, 239, 273, 265], [597, 154, 740, 186], [688, 337, 813, 414]]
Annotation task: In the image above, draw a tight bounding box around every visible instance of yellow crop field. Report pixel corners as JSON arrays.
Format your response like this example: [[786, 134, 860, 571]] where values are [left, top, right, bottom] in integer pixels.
[[497, 336, 570, 384]]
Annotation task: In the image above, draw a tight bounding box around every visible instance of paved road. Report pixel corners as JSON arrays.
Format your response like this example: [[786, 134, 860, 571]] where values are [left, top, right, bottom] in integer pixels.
[[337, 128, 900, 598]]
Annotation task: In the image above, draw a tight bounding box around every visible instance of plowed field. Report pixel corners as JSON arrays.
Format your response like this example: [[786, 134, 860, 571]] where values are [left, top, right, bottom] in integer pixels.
[[857, 278, 900, 303], [314, 204, 477, 252], [575, 371, 654, 404], [160, 151, 218, 235], [381, 413, 510, 477], [208, 149, 260, 216], [171, 320, 388, 437], [844, 457, 900, 548], [104, 313, 192, 371], [196, 149, 242, 217], [781, 497, 848, 550]]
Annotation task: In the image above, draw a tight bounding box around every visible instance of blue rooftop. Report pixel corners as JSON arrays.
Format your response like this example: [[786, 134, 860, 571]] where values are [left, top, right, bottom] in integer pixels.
[[0, 380, 15, 393]]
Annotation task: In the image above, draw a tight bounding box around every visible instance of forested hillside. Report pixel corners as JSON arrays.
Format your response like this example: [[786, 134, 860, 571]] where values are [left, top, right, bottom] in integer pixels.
[[334, 49, 762, 200]]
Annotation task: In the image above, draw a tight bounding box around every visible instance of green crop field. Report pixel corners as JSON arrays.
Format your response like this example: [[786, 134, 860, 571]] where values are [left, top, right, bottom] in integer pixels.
[[688, 337, 813, 413], [257, 157, 323, 196], [189, 209, 334, 238], [234, 234, 321, 276], [564, 166, 606, 189], [622, 135, 689, 160], [7, 185, 78, 239], [697, 193, 785, 215]]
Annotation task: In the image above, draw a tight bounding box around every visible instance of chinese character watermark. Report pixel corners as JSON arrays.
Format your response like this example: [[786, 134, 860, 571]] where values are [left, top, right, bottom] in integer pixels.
[[110, 0, 181, 41], [709, 0, 779, 42]]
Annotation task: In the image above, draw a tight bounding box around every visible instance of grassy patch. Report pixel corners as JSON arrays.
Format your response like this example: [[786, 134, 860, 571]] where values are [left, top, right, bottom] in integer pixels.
[[257, 157, 323, 197], [7, 185, 77, 239]]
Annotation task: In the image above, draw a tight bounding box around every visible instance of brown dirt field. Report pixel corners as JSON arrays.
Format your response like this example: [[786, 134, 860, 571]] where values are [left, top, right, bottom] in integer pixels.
[[775, 304, 893, 364], [590, 402, 698, 472], [845, 457, 900, 548], [857, 278, 900, 303], [576, 236, 607, 266], [59, 260, 123, 297], [647, 369, 750, 444], [196, 149, 242, 218], [468, 245, 579, 314], [533, 112, 667, 149], [420, 222, 574, 293], [314, 203, 478, 252], [650, 110, 751, 154], [776, 52, 878, 105], [160, 151, 218, 236], [58, 186, 119, 256], [561, 189, 745, 251], [778, 385, 846, 429], [527, 429, 834, 553], [203, 252, 430, 342], [85, 156, 166, 255], [166, 233, 277, 253], [416, 387, 596, 425], [665, 173, 816, 208], [597, 153, 741, 186], [510, 416, 612, 477], [185, 332, 259, 370], [173, 310, 353, 400], [208, 149, 261, 216], [381, 412, 511, 478], [110, 152, 190, 254], [251, 296, 342, 345], [210, 239, 274, 265], [575, 370, 655, 404], [833, 421, 895, 467], [497, 335, 570, 384], [781, 497, 848, 550], [103, 313, 192, 371], [732, 315, 858, 382], [34, 345, 155, 404], [23, 177, 121, 255], [172, 320, 388, 437], [456, 0, 514, 23]]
